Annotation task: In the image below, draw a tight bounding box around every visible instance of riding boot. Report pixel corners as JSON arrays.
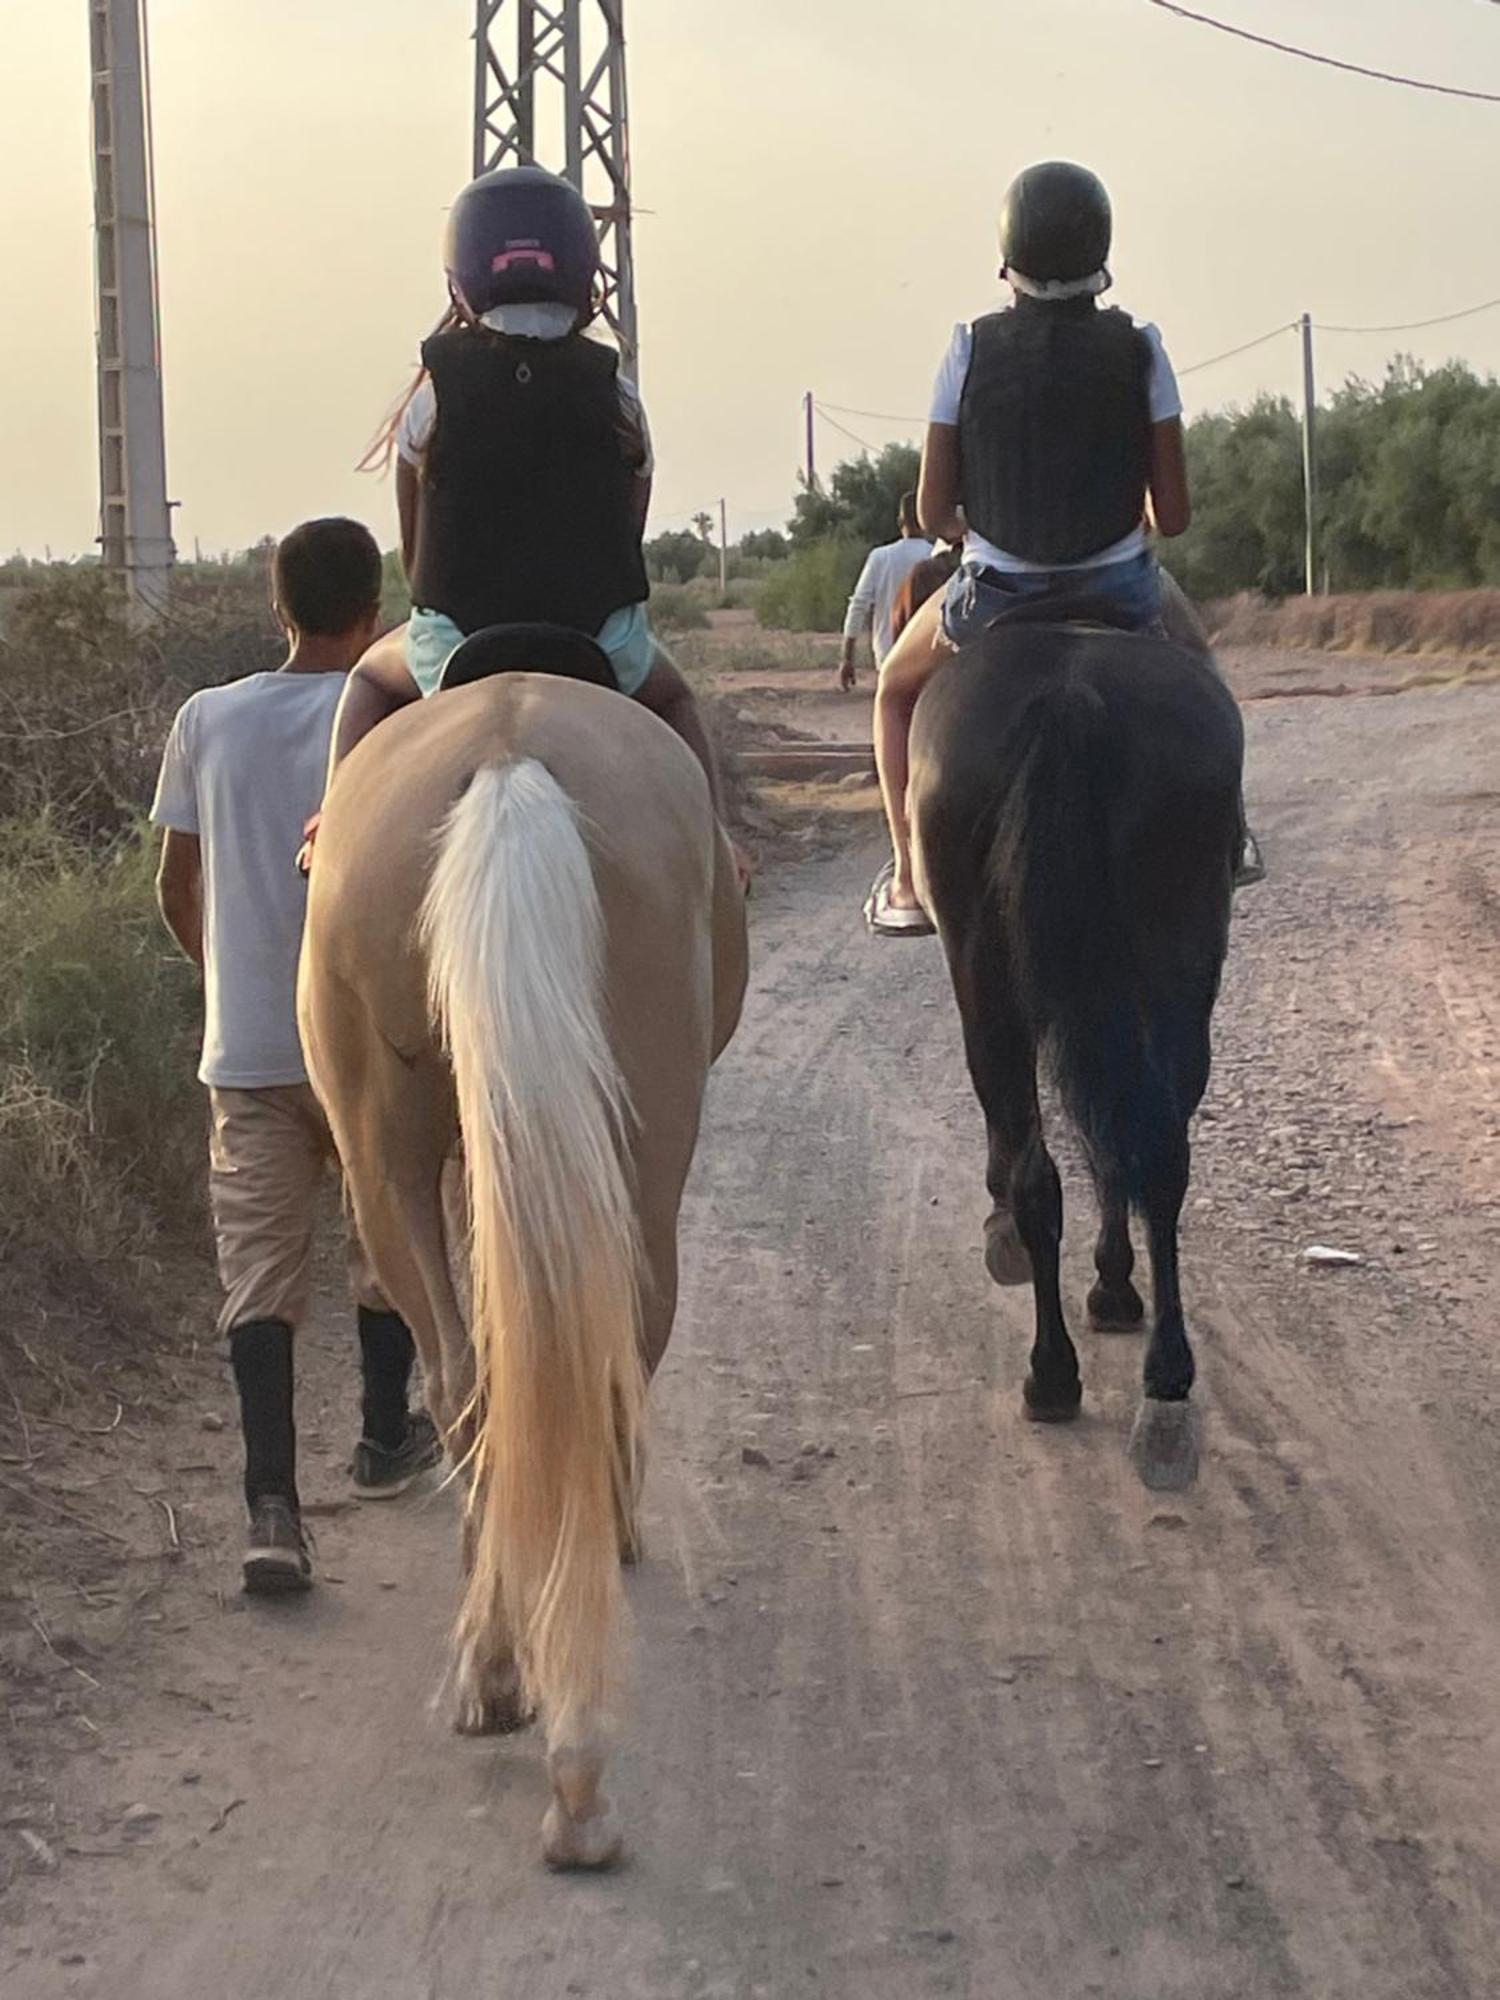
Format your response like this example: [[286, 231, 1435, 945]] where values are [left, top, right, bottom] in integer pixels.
[[356, 1306, 416, 1452], [229, 1317, 299, 1513]]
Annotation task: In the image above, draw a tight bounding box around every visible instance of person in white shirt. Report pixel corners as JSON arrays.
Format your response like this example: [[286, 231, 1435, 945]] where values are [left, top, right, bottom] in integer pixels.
[[865, 161, 1198, 935], [837, 491, 934, 688], [152, 519, 441, 1594]]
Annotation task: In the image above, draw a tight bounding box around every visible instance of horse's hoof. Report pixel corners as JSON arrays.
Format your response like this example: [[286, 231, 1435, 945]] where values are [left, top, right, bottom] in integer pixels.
[[1087, 1281, 1145, 1333], [1128, 1398, 1201, 1490], [1022, 1376, 1082, 1424], [618, 1518, 644, 1568], [984, 1211, 1033, 1287], [542, 1800, 623, 1872], [453, 1661, 531, 1736]]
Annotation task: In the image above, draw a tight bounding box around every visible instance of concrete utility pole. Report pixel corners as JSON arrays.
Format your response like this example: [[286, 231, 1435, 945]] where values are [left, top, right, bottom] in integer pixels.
[[1299, 311, 1318, 598], [803, 390, 817, 491], [718, 496, 728, 599], [473, 1, 639, 376], [89, 0, 173, 615]]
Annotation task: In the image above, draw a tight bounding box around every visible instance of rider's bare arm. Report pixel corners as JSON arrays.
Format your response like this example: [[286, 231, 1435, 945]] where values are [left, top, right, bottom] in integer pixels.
[[917, 423, 965, 542], [1146, 418, 1191, 538], [324, 628, 422, 795], [156, 828, 204, 969]]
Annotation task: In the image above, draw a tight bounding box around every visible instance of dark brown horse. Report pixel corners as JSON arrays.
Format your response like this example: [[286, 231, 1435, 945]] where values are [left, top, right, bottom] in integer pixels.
[[908, 606, 1242, 1487]]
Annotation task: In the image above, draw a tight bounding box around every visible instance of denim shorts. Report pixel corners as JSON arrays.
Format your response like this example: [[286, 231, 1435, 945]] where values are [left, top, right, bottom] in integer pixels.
[[941, 551, 1163, 645]]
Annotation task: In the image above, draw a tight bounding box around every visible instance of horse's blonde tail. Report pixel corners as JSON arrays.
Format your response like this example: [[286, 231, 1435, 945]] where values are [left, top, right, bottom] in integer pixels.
[[420, 759, 643, 1744]]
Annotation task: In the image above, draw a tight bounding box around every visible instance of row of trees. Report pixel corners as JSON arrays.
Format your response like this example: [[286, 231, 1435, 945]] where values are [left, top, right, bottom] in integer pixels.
[[752, 360, 1500, 622], [1173, 359, 1500, 600]]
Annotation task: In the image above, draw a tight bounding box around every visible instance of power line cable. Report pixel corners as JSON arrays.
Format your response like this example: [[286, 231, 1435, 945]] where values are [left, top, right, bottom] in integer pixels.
[[813, 405, 881, 453], [1178, 322, 1297, 378], [1144, 1, 1500, 103], [1316, 295, 1500, 335], [818, 398, 926, 426]]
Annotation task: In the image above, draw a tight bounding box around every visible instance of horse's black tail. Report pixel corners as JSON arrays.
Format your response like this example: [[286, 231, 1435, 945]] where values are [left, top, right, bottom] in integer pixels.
[[989, 670, 1203, 1209]]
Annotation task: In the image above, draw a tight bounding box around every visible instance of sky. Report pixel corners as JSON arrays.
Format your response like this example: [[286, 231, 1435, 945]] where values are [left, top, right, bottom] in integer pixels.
[[2, 0, 1499, 558]]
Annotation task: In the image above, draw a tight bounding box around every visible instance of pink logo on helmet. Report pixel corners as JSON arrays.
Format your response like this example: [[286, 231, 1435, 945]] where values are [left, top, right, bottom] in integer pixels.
[[492, 238, 557, 274]]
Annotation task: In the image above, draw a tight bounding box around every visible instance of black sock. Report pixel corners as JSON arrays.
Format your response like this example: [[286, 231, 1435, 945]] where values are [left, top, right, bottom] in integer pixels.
[[229, 1317, 298, 1514], [357, 1307, 415, 1450]]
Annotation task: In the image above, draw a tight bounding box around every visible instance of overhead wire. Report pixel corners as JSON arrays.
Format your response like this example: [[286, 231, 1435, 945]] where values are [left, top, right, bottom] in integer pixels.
[[812, 289, 1500, 422], [1316, 295, 1500, 335], [812, 405, 882, 453], [1177, 322, 1297, 378], [1144, 0, 1500, 104], [818, 398, 926, 427]]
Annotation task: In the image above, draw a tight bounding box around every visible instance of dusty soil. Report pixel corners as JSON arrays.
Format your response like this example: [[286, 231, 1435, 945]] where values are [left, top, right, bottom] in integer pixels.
[[3, 628, 1499, 1998]]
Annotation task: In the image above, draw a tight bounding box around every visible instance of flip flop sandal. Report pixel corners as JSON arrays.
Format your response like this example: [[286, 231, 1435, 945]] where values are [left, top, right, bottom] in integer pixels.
[[864, 862, 936, 938]]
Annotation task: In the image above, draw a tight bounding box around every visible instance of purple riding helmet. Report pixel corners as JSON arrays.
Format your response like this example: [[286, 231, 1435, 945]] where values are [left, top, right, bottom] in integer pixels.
[[443, 164, 601, 322]]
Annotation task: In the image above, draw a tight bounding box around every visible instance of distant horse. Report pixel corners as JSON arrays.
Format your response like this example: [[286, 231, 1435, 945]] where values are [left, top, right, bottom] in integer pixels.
[[298, 665, 747, 1867], [908, 605, 1241, 1487]]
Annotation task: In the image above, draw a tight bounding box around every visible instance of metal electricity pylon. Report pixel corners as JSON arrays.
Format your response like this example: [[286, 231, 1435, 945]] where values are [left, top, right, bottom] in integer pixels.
[[88, 0, 173, 614], [472, 1, 639, 374]]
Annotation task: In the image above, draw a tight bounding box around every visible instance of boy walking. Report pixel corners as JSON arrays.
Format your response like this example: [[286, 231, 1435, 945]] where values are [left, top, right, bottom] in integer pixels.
[[152, 518, 440, 1594]]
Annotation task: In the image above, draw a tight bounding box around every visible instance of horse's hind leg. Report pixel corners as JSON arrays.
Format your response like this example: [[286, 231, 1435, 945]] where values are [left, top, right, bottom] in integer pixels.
[[1087, 1177, 1145, 1331], [1128, 1014, 1210, 1488], [1129, 1127, 1199, 1489], [949, 922, 1080, 1420]]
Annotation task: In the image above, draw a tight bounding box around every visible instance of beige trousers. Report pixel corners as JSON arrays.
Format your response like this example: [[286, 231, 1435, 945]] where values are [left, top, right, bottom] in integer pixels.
[[207, 1083, 388, 1337]]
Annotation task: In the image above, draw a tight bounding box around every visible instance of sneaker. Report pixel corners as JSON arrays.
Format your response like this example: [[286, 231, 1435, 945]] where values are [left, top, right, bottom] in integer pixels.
[[242, 1496, 312, 1596], [351, 1410, 443, 1500]]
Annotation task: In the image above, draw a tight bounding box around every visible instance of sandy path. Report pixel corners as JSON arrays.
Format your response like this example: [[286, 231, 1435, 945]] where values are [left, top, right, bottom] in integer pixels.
[[4, 670, 1500, 1999]]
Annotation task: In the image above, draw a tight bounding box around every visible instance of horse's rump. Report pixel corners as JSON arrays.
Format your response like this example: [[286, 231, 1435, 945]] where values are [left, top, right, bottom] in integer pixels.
[[299, 674, 746, 1847], [912, 625, 1241, 1197]]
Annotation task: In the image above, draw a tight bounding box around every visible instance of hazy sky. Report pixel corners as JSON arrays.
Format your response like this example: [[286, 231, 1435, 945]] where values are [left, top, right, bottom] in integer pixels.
[[3, 0, 1499, 557]]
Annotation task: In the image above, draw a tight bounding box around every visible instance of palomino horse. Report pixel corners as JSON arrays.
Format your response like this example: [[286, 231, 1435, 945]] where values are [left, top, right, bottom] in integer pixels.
[[298, 667, 747, 1866], [907, 601, 1241, 1489]]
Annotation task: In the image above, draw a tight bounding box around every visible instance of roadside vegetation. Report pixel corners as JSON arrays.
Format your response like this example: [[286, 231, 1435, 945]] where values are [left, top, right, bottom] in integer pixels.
[[740, 360, 1500, 641], [0, 565, 279, 1390]]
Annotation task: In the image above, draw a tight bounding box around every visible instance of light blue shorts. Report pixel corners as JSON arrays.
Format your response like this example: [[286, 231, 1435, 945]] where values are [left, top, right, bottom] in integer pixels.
[[406, 602, 658, 699]]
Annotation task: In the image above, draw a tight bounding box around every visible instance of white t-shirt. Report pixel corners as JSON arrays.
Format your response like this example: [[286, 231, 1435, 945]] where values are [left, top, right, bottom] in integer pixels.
[[151, 672, 345, 1088], [396, 304, 653, 477], [842, 537, 935, 665], [928, 312, 1182, 573]]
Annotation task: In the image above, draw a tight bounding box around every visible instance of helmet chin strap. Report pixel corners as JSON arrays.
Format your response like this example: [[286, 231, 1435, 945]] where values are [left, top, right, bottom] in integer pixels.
[[1002, 265, 1112, 301]]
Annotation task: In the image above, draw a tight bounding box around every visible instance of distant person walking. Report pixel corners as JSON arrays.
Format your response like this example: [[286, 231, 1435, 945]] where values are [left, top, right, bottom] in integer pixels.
[[836, 490, 934, 689], [152, 519, 441, 1596]]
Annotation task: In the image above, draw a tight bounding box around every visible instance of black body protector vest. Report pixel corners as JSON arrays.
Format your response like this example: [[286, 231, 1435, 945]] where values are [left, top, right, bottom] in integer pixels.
[[957, 297, 1153, 567], [409, 325, 649, 638]]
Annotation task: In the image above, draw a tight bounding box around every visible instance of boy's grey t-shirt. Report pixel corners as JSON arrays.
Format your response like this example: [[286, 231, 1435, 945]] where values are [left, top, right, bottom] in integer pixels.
[[150, 671, 344, 1088]]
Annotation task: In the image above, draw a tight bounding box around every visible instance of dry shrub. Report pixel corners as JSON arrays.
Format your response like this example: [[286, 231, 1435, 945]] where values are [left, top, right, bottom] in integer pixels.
[[0, 820, 204, 1291], [1204, 589, 1500, 658]]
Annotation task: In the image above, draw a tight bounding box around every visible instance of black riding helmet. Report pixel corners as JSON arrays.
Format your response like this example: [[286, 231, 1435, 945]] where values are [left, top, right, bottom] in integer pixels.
[[998, 161, 1112, 290], [443, 164, 601, 322]]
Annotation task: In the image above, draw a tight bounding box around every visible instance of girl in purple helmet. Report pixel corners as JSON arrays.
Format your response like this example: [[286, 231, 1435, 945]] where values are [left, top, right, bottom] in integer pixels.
[[308, 166, 745, 882]]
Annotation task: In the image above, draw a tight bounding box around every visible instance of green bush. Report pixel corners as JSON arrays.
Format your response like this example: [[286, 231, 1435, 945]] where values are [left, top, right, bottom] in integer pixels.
[[649, 582, 711, 631], [755, 538, 863, 633]]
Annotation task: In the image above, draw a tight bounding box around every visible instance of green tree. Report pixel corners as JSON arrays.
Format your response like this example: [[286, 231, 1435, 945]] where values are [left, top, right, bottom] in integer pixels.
[[737, 528, 789, 562], [788, 442, 920, 550], [644, 530, 707, 584]]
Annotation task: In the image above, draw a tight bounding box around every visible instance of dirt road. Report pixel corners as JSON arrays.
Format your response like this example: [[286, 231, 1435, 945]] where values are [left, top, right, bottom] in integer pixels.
[[4, 657, 1500, 1998]]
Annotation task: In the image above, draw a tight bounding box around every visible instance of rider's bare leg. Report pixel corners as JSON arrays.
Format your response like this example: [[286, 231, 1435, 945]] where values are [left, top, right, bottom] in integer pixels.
[[874, 594, 954, 910]]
